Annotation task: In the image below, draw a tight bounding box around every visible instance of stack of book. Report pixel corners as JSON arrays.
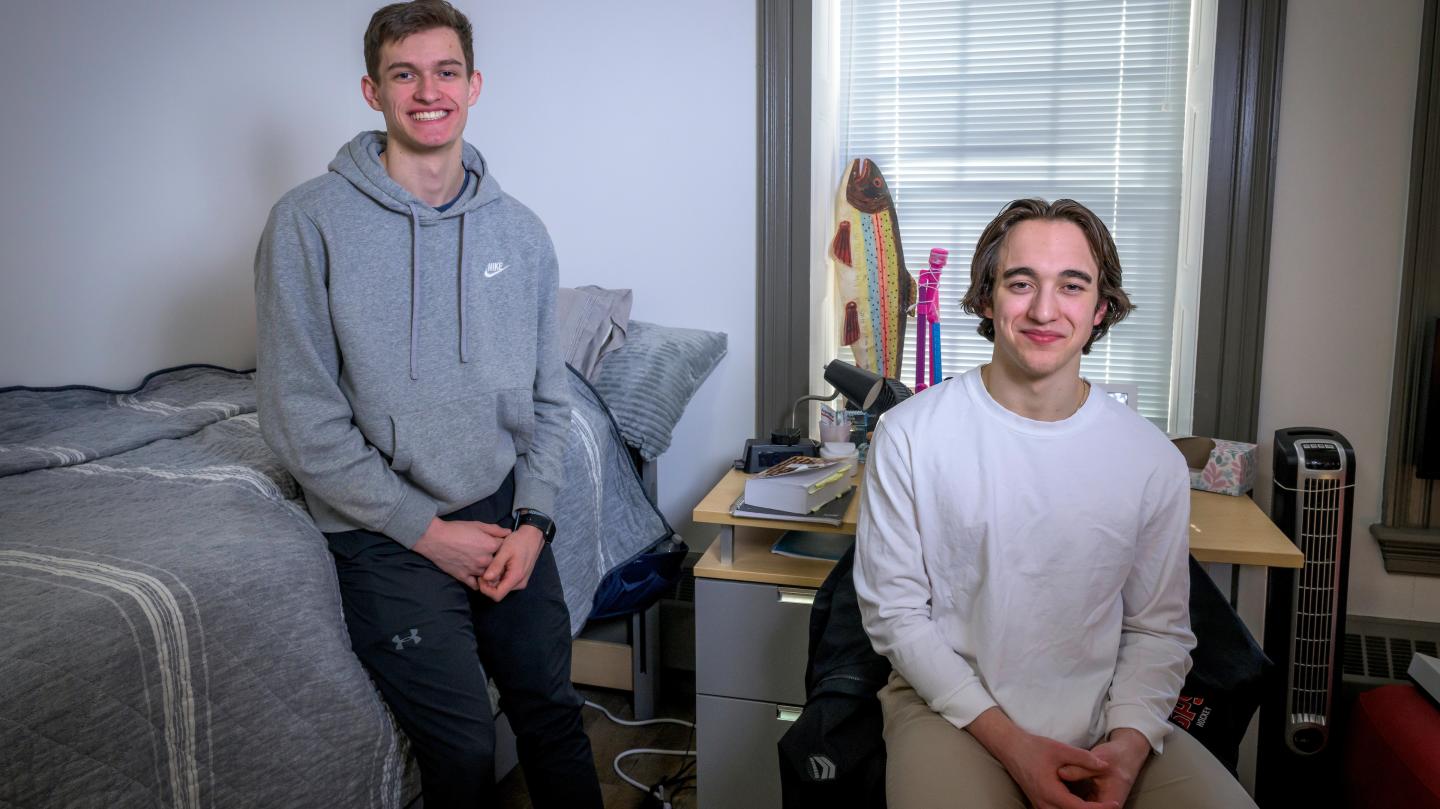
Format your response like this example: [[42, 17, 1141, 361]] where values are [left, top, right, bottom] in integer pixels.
[[730, 456, 856, 526]]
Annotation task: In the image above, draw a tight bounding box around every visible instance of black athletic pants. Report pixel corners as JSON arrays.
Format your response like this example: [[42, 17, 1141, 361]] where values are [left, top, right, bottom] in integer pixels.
[[325, 472, 602, 808]]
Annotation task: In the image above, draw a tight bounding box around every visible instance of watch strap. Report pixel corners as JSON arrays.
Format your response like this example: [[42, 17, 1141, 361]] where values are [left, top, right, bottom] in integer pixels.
[[515, 509, 556, 543]]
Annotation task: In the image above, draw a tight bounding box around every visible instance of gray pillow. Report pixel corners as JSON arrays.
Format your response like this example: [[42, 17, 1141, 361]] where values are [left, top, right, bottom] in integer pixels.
[[557, 286, 632, 379], [592, 320, 728, 461]]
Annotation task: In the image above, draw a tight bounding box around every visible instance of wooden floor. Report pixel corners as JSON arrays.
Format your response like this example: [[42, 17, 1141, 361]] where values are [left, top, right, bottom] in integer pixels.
[[497, 673, 698, 809]]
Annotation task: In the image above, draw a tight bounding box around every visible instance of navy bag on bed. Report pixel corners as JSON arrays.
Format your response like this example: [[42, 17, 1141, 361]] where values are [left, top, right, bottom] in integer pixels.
[[589, 535, 689, 620]]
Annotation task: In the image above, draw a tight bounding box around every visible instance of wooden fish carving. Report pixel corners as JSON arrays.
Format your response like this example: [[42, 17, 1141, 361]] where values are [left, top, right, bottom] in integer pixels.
[[830, 158, 916, 379]]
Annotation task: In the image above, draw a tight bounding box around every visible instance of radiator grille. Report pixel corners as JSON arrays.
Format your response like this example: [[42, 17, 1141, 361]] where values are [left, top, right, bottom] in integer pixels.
[[1344, 630, 1440, 680], [1342, 633, 1363, 677]]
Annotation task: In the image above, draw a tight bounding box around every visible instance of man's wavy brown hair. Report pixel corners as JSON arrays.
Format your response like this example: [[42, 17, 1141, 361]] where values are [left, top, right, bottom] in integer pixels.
[[960, 198, 1133, 355]]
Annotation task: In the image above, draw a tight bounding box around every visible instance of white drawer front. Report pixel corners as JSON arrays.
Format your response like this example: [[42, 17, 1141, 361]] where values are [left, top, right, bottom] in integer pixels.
[[696, 693, 802, 809], [695, 577, 813, 704]]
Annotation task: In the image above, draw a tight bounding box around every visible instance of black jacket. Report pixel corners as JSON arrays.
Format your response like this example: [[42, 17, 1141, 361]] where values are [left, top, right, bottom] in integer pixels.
[[778, 545, 891, 808]]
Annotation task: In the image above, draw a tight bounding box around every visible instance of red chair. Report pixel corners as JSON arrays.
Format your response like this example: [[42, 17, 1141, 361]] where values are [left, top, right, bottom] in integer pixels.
[[1343, 684, 1440, 809]]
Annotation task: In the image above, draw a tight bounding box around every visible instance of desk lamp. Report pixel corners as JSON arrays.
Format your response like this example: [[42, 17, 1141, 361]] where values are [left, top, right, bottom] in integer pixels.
[[741, 361, 910, 472], [780, 360, 910, 442]]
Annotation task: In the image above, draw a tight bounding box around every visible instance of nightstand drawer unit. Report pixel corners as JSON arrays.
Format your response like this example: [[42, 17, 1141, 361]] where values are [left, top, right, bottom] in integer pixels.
[[695, 576, 815, 808], [692, 469, 855, 809]]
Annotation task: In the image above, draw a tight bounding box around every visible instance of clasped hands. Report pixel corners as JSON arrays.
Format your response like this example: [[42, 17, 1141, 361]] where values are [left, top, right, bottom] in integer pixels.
[[413, 517, 544, 602], [973, 708, 1151, 809]]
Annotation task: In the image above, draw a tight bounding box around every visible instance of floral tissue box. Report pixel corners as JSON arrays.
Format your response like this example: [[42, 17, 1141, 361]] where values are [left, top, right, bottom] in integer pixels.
[[1170, 436, 1258, 496]]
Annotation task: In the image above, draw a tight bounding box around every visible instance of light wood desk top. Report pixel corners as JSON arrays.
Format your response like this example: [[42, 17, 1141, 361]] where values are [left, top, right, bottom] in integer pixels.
[[692, 466, 861, 535], [1187, 489, 1302, 568], [693, 468, 1302, 584]]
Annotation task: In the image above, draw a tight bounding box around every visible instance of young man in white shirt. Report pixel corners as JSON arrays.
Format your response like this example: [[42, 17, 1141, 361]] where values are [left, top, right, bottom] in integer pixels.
[[854, 198, 1255, 809]]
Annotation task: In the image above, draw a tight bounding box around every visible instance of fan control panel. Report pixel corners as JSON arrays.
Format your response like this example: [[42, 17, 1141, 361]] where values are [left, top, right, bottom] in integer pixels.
[[1300, 442, 1342, 471]]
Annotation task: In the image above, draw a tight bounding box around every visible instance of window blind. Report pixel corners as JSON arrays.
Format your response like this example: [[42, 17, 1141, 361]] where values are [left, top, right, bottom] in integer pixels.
[[836, 0, 1193, 428]]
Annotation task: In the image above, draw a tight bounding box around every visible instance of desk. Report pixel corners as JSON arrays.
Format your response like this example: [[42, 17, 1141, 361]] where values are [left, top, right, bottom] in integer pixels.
[[694, 467, 1300, 573], [692, 469, 1302, 803]]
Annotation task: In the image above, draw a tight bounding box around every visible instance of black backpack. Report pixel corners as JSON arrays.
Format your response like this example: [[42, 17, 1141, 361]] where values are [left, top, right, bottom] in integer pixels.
[[1171, 556, 1273, 772], [778, 545, 891, 808]]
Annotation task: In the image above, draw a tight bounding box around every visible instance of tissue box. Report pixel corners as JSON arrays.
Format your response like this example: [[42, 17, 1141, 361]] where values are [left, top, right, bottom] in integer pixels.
[[1171, 436, 1258, 496]]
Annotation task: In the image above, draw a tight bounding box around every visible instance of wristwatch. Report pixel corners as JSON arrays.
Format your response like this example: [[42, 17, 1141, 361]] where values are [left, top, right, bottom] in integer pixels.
[[514, 509, 557, 544]]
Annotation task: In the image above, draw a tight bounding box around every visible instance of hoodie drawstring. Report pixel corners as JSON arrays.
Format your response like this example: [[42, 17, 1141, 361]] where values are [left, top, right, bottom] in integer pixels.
[[458, 212, 470, 365], [407, 205, 473, 380], [331, 134, 492, 382], [408, 205, 422, 381]]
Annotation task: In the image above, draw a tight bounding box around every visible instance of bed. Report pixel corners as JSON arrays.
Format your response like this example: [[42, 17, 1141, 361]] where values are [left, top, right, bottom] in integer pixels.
[[0, 304, 726, 808]]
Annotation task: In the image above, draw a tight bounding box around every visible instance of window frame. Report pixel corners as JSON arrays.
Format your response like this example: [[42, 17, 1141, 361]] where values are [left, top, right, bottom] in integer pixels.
[[757, 0, 1288, 443], [1373, 0, 1440, 576]]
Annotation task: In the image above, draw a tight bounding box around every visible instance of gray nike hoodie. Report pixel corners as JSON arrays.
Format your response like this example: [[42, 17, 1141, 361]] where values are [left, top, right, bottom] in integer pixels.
[[254, 131, 569, 547]]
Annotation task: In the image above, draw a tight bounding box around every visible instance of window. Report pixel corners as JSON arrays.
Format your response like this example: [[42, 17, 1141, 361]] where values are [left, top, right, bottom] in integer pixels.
[[812, 0, 1217, 431]]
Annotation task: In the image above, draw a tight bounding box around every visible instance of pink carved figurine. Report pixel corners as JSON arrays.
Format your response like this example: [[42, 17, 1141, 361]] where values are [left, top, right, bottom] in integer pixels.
[[914, 248, 946, 391]]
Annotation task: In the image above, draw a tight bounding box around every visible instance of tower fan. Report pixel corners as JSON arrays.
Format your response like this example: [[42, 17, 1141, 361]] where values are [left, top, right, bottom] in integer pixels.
[[1257, 427, 1355, 806]]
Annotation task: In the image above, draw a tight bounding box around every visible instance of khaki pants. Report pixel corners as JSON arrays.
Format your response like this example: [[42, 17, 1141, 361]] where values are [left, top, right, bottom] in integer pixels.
[[878, 673, 1257, 809]]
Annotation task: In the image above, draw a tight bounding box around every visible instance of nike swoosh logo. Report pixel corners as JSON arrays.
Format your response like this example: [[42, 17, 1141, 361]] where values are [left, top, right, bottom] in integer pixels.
[[484, 262, 508, 278]]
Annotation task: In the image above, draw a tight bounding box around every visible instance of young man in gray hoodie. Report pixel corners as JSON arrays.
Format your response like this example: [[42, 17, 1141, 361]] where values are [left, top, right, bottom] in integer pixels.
[[253, 2, 602, 806]]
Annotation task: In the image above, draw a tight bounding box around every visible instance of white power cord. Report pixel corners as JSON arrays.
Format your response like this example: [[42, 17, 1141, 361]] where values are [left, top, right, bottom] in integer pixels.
[[583, 699, 695, 729], [613, 747, 698, 805], [583, 700, 697, 806]]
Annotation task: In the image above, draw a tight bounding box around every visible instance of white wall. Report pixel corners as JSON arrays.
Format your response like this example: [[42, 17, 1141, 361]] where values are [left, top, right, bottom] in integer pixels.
[[0, 0, 379, 386], [0, 1, 756, 541], [469, 0, 755, 542], [1257, 0, 1440, 622]]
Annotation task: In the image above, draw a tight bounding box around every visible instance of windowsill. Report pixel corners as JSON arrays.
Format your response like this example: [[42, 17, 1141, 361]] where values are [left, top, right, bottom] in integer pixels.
[[1369, 524, 1440, 577]]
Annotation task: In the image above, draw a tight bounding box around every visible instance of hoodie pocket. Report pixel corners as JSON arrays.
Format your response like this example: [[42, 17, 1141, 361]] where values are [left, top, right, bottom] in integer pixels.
[[496, 388, 535, 454], [388, 392, 511, 503]]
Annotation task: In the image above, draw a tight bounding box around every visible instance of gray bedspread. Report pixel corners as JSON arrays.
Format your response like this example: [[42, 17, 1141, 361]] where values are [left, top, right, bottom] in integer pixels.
[[0, 365, 670, 808]]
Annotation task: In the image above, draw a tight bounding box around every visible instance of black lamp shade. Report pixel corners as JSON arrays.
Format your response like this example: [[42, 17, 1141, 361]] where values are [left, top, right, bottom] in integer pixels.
[[873, 378, 913, 414], [823, 360, 884, 411]]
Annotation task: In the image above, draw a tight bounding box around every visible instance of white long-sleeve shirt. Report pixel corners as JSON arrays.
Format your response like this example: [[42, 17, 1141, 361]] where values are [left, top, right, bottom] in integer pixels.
[[854, 368, 1195, 752]]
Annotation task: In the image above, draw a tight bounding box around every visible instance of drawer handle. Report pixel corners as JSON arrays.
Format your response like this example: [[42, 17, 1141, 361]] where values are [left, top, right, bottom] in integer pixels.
[[776, 705, 803, 723], [777, 587, 815, 606]]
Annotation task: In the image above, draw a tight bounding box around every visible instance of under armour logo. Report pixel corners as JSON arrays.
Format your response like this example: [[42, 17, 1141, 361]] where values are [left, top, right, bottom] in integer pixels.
[[484, 262, 508, 278], [391, 628, 422, 650], [806, 754, 836, 781]]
